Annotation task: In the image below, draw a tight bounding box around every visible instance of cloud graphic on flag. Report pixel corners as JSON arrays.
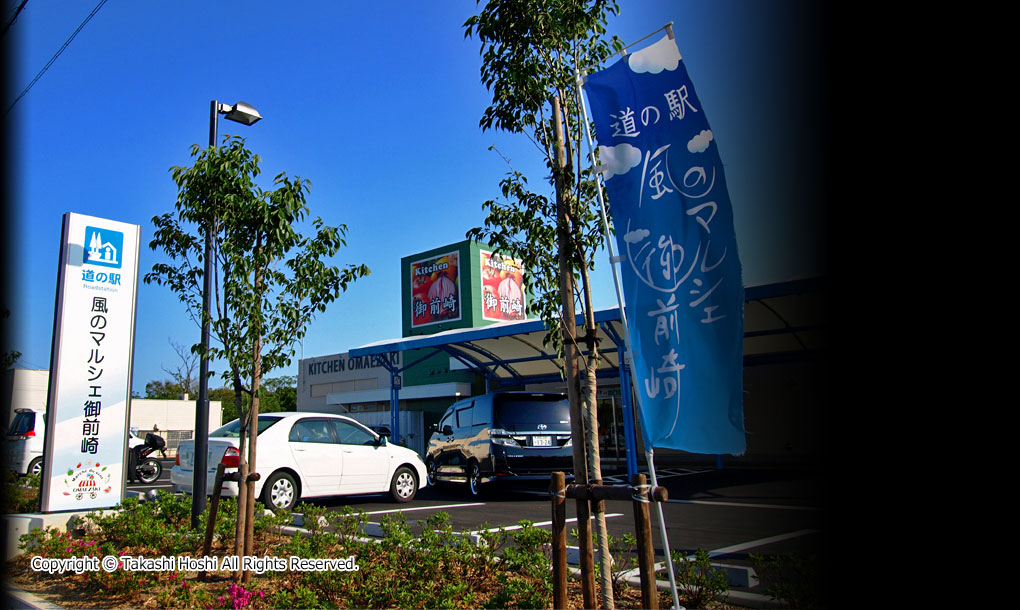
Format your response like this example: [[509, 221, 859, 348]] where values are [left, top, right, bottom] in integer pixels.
[[597, 143, 641, 180], [627, 35, 682, 74], [688, 129, 714, 153], [624, 228, 650, 244]]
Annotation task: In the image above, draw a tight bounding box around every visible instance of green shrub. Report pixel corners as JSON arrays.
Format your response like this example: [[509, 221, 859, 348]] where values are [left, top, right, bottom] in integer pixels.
[[671, 548, 729, 609], [82, 493, 200, 555], [3, 471, 40, 514], [751, 552, 822, 609]]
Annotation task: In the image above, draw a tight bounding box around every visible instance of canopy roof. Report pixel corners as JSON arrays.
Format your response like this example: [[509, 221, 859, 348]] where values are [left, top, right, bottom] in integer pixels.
[[349, 277, 824, 388]]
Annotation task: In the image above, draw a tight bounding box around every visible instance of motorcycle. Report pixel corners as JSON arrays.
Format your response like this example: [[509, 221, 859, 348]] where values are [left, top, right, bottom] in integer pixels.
[[127, 432, 166, 484]]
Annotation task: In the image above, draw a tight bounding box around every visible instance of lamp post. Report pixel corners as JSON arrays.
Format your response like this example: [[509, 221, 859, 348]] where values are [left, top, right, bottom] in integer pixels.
[[192, 100, 262, 528]]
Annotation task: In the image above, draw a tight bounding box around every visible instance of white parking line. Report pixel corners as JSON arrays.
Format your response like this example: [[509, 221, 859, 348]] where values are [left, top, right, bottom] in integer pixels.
[[668, 499, 820, 511], [617, 529, 820, 581], [706, 529, 819, 558], [360, 502, 485, 516], [466, 513, 625, 535]]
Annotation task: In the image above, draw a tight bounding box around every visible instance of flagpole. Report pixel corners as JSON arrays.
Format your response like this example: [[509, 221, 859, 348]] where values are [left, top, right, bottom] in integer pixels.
[[576, 66, 682, 610]]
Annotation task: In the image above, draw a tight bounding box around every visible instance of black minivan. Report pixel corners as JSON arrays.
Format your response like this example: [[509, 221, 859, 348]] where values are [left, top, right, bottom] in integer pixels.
[[425, 392, 573, 495]]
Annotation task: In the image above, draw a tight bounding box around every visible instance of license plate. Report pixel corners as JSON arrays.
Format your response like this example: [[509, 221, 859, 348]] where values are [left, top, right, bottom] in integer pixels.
[[532, 436, 552, 447]]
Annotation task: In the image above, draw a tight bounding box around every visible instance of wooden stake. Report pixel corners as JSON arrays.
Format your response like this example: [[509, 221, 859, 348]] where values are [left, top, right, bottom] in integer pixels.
[[200, 463, 226, 580], [632, 474, 658, 609], [551, 472, 568, 609]]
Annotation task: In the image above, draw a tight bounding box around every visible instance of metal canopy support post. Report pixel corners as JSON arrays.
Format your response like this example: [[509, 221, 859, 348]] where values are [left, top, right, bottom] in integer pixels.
[[375, 352, 404, 445], [603, 322, 640, 479], [390, 371, 400, 445], [618, 344, 638, 479], [378, 347, 447, 446]]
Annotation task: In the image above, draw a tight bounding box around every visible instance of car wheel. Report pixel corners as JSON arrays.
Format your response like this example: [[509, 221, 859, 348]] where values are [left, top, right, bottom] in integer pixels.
[[390, 466, 418, 503], [261, 471, 298, 512], [467, 461, 484, 497], [27, 457, 43, 477], [136, 459, 162, 484], [426, 458, 438, 486]]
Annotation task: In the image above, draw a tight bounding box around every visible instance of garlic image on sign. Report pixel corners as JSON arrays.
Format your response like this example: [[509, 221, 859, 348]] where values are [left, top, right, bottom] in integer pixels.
[[498, 276, 522, 302], [428, 274, 456, 302], [427, 273, 458, 319], [497, 276, 524, 318]]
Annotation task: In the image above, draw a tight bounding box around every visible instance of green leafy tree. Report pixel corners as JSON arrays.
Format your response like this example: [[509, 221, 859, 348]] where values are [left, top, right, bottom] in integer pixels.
[[259, 375, 297, 413], [211, 386, 244, 423], [144, 379, 190, 399], [145, 135, 369, 582], [464, 1, 621, 606]]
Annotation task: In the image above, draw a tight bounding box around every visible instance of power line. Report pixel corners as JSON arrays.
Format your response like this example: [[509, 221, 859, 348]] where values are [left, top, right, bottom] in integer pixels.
[[4, 0, 30, 36], [5, 0, 110, 116]]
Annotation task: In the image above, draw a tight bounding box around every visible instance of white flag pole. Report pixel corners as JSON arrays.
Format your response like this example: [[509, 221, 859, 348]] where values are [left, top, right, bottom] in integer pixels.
[[576, 67, 682, 610]]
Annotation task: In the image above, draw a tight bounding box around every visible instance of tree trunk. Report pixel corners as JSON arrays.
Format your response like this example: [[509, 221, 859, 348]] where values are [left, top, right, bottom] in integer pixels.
[[242, 338, 261, 583], [551, 94, 598, 609], [579, 261, 614, 607], [242, 244, 265, 585], [232, 376, 247, 581]]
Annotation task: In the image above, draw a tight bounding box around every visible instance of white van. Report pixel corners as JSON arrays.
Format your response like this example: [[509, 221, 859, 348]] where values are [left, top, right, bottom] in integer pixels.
[[5, 410, 145, 477], [6, 408, 46, 476]]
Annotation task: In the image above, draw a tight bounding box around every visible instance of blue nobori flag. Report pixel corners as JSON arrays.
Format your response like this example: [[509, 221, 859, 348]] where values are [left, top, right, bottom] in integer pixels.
[[584, 35, 745, 455]]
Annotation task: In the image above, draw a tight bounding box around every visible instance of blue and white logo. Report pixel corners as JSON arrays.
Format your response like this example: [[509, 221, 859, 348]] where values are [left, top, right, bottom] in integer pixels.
[[83, 227, 123, 269]]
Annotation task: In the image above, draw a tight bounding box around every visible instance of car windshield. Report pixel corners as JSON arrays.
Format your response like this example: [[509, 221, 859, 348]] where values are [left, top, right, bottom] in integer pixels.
[[494, 396, 570, 428], [210, 415, 283, 438], [8, 411, 36, 436]]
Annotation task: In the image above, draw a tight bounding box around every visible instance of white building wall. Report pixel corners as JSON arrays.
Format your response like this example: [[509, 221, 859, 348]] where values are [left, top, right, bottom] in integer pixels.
[[128, 399, 222, 433], [297, 351, 400, 412], [3, 369, 49, 422], [2, 369, 220, 446]]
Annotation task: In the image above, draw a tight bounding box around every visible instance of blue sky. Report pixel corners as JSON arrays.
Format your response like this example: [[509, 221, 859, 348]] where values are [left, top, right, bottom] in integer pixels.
[[5, 1, 827, 396]]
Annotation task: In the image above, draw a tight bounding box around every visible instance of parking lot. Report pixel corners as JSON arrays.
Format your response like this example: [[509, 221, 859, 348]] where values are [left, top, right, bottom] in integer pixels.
[[141, 459, 826, 598]]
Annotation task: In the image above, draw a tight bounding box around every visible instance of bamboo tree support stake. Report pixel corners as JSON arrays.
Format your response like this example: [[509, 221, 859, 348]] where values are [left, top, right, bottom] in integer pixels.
[[551, 471, 568, 610]]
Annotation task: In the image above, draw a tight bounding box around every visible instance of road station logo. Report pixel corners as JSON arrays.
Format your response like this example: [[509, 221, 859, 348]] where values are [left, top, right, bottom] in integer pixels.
[[83, 227, 123, 269]]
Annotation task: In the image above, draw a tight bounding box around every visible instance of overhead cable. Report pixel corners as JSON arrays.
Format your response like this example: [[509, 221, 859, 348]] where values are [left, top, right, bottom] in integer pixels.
[[4, 0, 30, 37], [6, 0, 110, 116]]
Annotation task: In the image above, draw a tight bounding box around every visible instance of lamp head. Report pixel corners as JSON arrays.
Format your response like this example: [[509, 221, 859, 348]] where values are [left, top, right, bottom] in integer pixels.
[[222, 101, 262, 126]]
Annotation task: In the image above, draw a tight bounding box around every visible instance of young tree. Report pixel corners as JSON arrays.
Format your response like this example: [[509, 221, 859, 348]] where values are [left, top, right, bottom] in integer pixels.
[[146, 136, 369, 582], [464, 1, 621, 606]]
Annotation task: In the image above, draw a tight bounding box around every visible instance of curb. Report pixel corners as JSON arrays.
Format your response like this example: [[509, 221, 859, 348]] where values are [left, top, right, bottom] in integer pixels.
[[4, 584, 64, 610]]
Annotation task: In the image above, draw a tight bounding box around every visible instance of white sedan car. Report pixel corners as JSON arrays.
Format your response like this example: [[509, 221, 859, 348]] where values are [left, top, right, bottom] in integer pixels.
[[170, 412, 427, 511]]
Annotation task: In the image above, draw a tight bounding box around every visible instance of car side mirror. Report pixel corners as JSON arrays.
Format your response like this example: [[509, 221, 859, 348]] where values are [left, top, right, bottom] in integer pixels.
[[376, 435, 387, 447], [441, 425, 454, 436]]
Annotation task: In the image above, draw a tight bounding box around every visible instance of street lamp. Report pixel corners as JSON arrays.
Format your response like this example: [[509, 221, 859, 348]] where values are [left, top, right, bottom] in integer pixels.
[[192, 99, 262, 528]]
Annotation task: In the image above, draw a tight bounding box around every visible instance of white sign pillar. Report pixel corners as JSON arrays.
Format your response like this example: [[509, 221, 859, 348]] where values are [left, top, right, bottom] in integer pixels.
[[40, 213, 140, 513]]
